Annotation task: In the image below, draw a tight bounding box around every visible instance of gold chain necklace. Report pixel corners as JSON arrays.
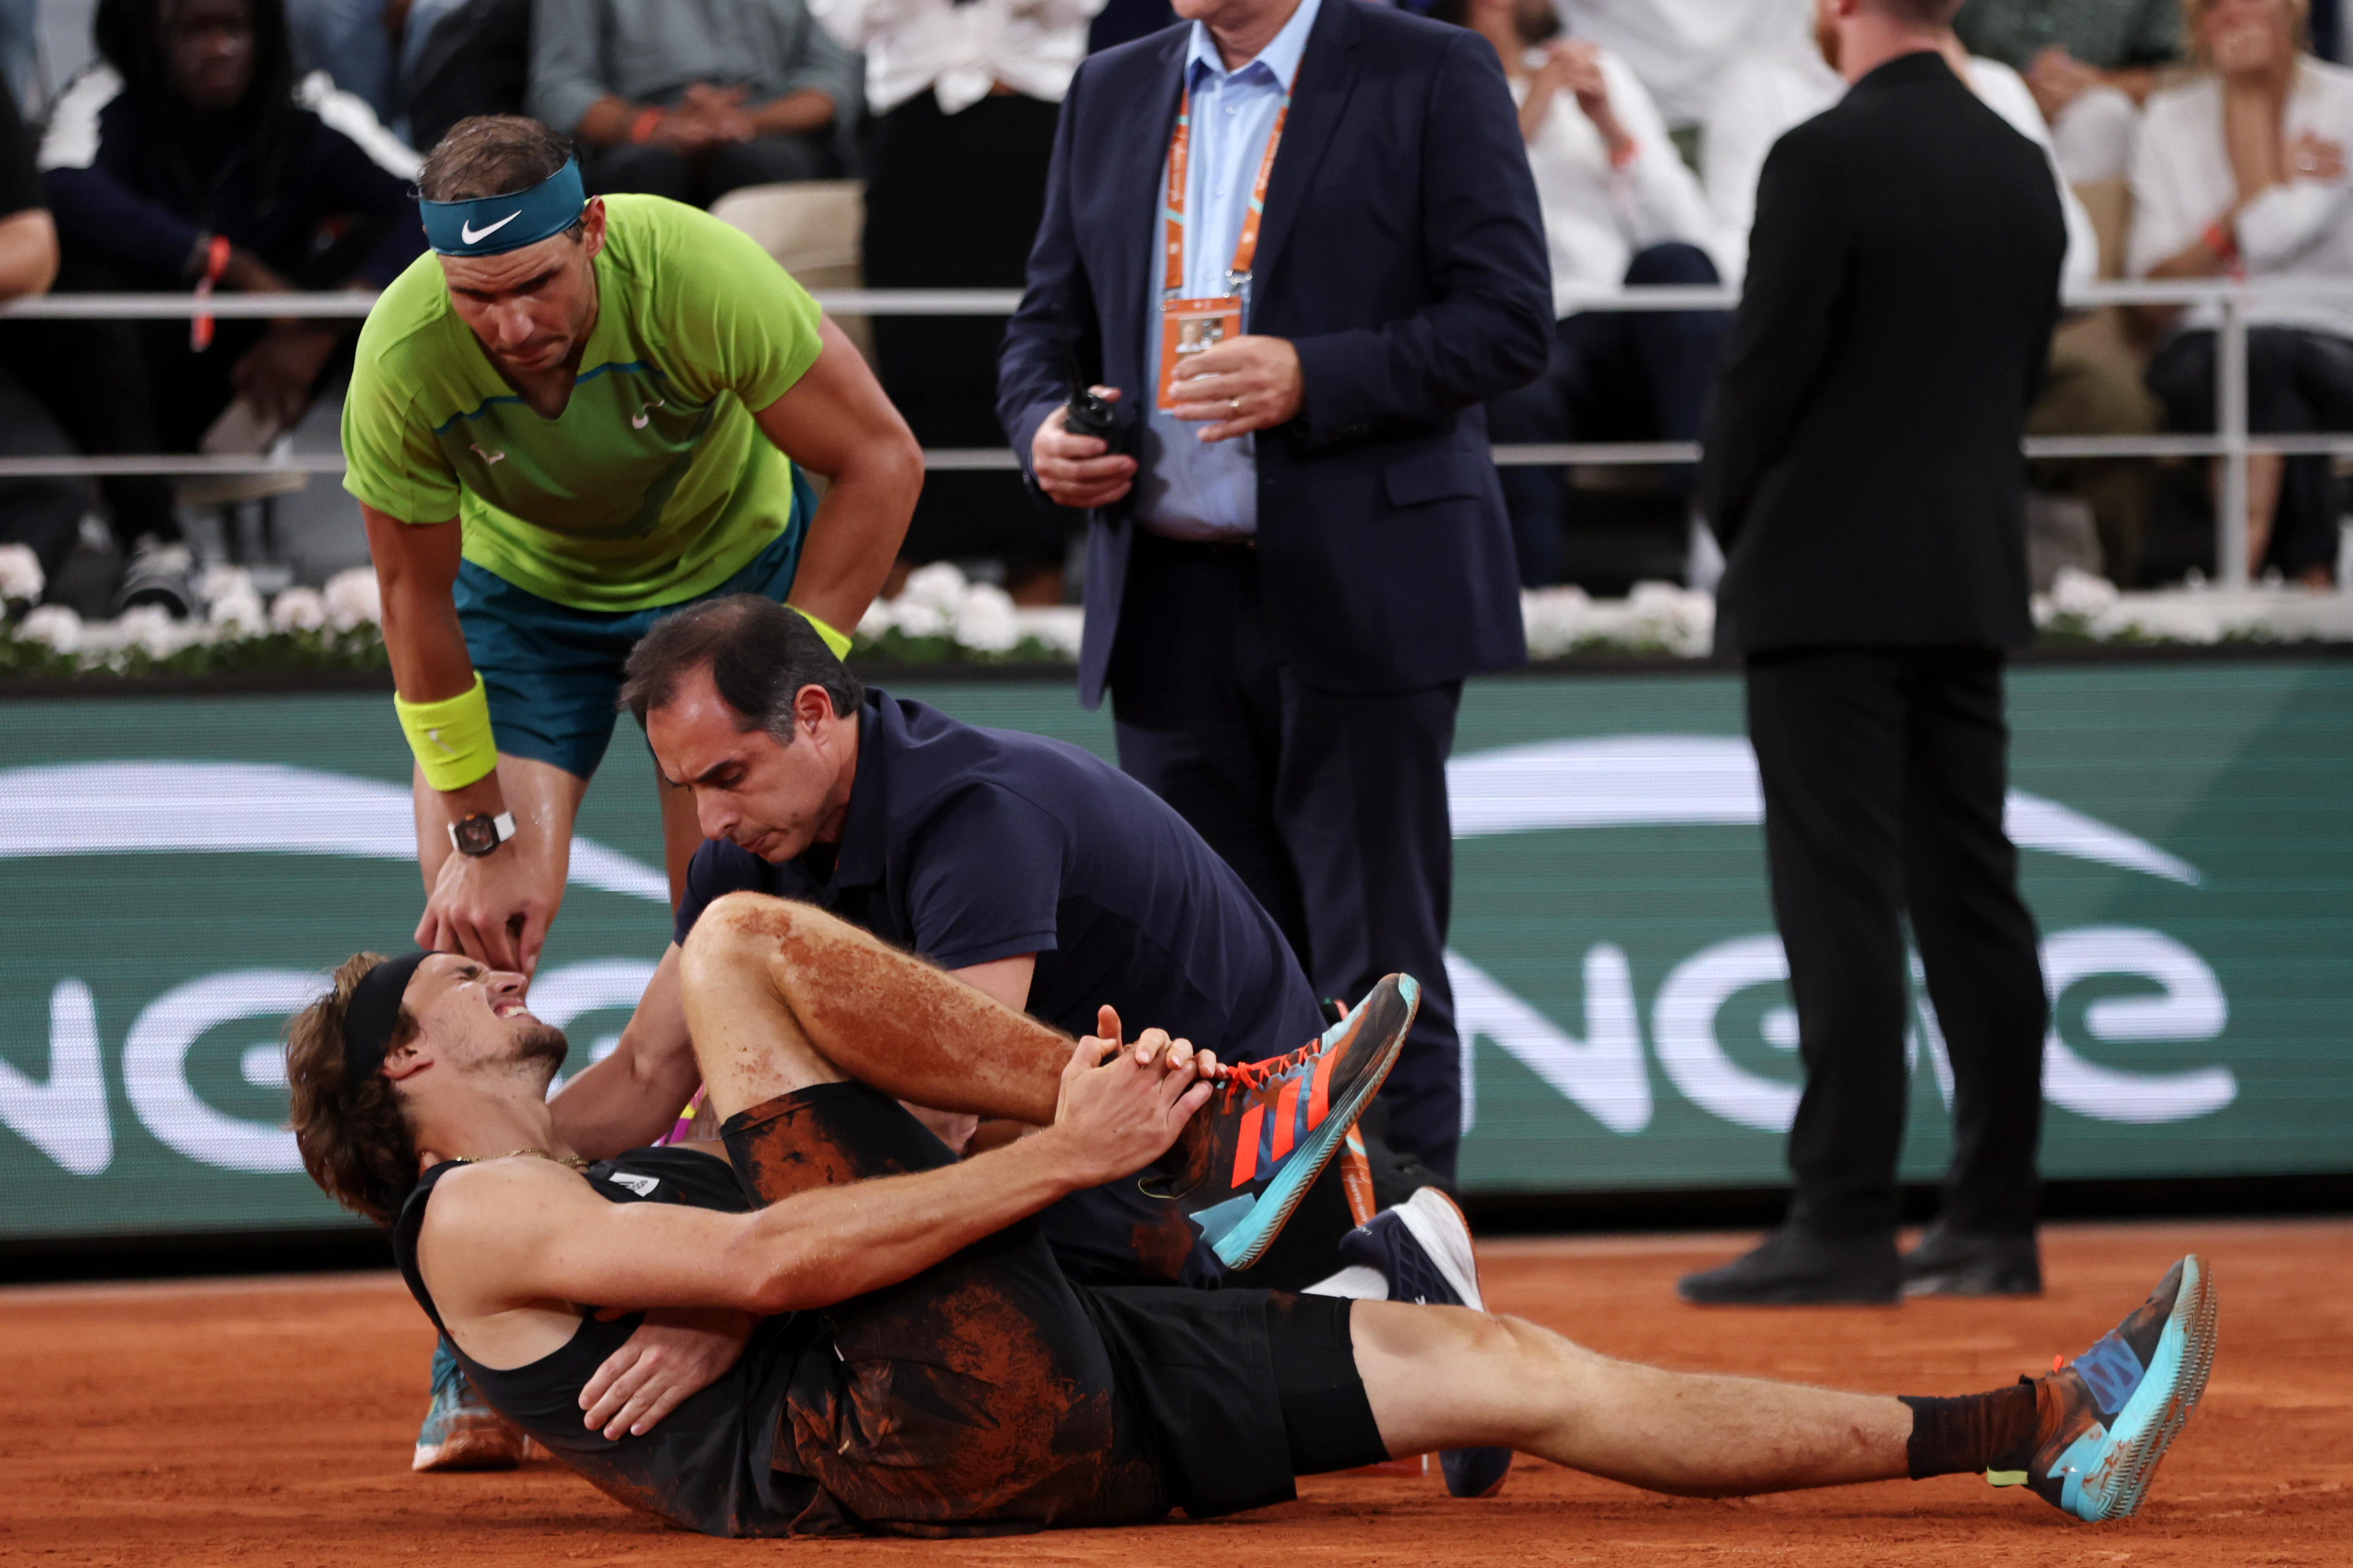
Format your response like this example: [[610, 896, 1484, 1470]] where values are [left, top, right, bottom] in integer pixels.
[[484, 1146, 590, 1169]]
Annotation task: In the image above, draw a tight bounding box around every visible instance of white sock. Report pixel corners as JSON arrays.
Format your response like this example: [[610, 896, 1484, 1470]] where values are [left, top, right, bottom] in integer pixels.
[[1301, 1264, 1390, 1301]]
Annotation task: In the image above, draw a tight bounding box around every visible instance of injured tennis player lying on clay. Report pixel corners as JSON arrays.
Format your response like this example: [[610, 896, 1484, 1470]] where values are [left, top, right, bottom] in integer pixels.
[[282, 893, 2216, 1537]]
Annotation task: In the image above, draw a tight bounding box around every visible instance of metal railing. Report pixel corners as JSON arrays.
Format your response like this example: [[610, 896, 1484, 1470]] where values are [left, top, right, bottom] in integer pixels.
[[4, 277, 2349, 589], [1517, 277, 2353, 591]]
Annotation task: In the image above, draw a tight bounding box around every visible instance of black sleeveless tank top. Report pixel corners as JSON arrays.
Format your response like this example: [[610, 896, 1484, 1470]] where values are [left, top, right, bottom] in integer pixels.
[[394, 1146, 822, 1536]]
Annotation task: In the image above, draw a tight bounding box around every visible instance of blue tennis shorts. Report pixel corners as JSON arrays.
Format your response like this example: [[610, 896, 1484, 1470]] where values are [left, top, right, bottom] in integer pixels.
[[453, 477, 811, 781]]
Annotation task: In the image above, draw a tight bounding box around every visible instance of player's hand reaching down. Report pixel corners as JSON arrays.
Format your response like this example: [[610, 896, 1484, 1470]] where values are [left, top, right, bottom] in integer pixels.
[[1042, 1006, 1215, 1187], [580, 1306, 756, 1439], [418, 838, 555, 977]]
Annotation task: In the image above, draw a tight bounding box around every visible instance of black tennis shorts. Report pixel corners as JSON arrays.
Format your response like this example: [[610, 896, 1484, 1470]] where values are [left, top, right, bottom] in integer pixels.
[[720, 1080, 1389, 1535]]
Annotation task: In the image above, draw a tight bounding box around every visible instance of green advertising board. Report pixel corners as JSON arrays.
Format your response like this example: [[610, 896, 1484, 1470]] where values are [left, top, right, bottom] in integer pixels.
[[2, 658, 2349, 1242]]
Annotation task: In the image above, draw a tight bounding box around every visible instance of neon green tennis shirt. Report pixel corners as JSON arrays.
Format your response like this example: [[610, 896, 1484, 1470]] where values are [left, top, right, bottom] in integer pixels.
[[342, 194, 824, 613]]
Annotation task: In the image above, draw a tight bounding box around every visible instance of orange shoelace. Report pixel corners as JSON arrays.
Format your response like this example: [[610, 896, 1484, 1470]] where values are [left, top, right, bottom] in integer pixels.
[[1219, 1039, 1322, 1098]]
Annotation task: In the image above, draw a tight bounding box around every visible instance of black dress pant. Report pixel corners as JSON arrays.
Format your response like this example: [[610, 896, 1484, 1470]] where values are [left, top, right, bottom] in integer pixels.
[[1484, 241, 1731, 588], [2145, 325, 2353, 581], [0, 355, 91, 586], [583, 132, 840, 208], [1109, 531, 1465, 1175], [1744, 646, 2047, 1239]]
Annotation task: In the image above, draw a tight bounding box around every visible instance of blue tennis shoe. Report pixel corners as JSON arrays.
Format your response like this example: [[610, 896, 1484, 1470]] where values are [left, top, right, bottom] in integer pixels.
[[414, 1336, 528, 1472], [2006, 1254, 2217, 1521]]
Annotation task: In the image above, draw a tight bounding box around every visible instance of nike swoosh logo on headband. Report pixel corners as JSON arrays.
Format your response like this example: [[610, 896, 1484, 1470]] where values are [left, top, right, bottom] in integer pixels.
[[460, 210, 522, 245]]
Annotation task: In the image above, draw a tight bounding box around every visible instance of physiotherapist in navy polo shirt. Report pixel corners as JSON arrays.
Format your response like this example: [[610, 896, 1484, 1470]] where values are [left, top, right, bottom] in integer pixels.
[[997, 0, 1552, 1177], [568, 593, 1361, 1289]]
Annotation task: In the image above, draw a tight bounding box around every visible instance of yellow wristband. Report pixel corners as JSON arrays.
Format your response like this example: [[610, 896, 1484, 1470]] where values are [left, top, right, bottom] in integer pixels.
[[394, 672, 499, 793], [793, 605, 854, 660]]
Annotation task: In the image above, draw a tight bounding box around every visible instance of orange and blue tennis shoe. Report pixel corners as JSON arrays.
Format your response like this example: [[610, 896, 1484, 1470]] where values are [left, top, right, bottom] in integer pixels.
[[1147, 974, 1417, 1270]]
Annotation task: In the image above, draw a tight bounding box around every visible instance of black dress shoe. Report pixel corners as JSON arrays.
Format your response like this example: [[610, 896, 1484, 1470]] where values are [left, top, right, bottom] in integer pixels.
[[1676, 1226, 1901, 1305], [1901, 1224, 2042, 1297]]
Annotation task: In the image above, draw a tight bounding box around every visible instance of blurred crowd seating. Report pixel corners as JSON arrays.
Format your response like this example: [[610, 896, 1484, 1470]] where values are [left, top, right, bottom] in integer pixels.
[[2, 0, 2349, 618]]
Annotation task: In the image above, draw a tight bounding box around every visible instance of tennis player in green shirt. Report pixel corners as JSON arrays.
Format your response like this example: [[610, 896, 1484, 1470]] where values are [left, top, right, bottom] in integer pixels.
[[345, 114, 919, 982]]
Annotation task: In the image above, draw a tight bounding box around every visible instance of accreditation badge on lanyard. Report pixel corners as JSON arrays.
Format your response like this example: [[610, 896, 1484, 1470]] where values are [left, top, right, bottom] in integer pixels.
[[1156, 86, 1290, 411]]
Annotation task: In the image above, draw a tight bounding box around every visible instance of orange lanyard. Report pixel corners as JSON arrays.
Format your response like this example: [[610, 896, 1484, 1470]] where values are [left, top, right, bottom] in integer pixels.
[[1163, 81, 1290, 299]]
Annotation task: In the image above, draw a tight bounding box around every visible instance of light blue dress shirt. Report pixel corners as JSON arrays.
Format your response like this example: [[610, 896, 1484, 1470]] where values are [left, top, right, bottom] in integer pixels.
[[1133, 0, 1322, 541]]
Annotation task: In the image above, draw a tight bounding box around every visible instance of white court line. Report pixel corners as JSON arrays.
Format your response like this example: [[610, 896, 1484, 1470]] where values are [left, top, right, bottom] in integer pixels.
[[1474, 1216, 2353, 1261]]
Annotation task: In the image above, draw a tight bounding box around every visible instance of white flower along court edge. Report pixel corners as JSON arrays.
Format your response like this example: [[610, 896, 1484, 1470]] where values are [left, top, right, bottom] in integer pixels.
[[4, 557, 2351, 671]]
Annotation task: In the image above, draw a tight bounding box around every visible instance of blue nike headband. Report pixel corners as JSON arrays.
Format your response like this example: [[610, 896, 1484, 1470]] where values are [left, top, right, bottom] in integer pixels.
[[420, 159, 587, 257]]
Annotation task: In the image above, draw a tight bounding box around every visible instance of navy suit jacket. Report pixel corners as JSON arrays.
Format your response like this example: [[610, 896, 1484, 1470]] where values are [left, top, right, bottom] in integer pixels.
[[997, 0, 1551, 706]]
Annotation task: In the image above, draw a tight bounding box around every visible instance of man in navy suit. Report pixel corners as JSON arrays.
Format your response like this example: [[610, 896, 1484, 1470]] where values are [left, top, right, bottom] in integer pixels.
[[997, 0, 1550, 1180]]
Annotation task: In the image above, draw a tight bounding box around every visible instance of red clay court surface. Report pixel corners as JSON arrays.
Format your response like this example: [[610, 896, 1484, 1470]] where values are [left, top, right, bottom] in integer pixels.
[[3, 1219, 2346, 1567]]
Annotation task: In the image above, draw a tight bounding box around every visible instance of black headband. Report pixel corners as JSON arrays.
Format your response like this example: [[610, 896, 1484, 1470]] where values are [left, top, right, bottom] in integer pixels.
[[344, 951, 434, 1084]]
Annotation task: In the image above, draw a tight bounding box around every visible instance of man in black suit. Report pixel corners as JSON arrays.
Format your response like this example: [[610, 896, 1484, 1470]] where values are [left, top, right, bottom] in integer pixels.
[[997, 0, 1551, 1182], [1680, 0, 2063, 1305]]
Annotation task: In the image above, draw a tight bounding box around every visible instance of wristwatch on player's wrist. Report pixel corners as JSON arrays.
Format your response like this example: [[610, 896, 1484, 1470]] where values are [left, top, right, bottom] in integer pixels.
[[448, 810, 517, 858]]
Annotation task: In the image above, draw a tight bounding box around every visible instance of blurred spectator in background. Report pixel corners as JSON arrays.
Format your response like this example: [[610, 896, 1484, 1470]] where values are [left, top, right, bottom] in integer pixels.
[[2132, 0, 2353, 585], [27, 0, 423, 613], [1955, 0, 2180, 182], [285, 0, 394, 117], [1557, 0, 1802, 129], [399, 0, 530, 151], [0, 0, 41, 111], [1433, 0, 1729, 588], [0, 78, 86, 598], [816, 0, 1102, 603], [1704, 6, 1847, 277], [1710, 0, 2097, 286], [528, 0, 859, 205], [1921, 13, 2162, 587], [391, 0, 467, 124]]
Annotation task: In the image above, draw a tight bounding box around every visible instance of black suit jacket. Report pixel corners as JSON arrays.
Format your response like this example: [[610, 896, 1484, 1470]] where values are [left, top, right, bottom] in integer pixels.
[[1698, 52, 2065, 657], [997, 1, 1552, 705]]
